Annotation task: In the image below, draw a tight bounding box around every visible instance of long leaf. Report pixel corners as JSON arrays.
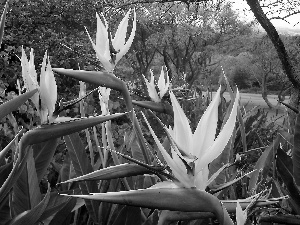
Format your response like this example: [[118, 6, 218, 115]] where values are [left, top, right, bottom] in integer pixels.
[[112, 206, 142, 225], [158, 210, 214, 224], [248, 134, 281, 191], [39, 189, 81, 222], [12, 148, 41, 216], [0, 129, 23, 164], [293, 113, 300, 188], [60, 163, 154, 183], [8, 183, 51, 225], [222, 198, 282, 213], [142, 210, 159, 225], [276, 147, 300, 214], [132, 100, 173, 115], [48, 197, 77, 225], [62, 188, 234, 225], [32, 139, 58, 182], [0, 194, 10, 225], [0, 89, 38, 120], [0, 0, 9, 45], [19, 113, 126, 152], [52, 69, 124, 92], [0, 162, 12, 187], [0, 146, 30, 205], [64, 133, 99, 222]]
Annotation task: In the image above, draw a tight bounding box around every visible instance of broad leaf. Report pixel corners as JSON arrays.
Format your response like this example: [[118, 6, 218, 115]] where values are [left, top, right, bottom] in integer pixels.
[[158, 210, 214, 224], [248, 134, 281, 191], [0, 89, 38, 120], [32, 139, 59, 182], [0, 162, 12, 187], [48, 197, 77, 225], [8, 183, 51, 225], [276, 147, 300, 214], [64, 133, 99, 222], [0, 147, 30, 205], [0, 129, 22, 164], [142, 210, 159, 225], [39, 189, 81, 222], [112, 206, 142, 225], [12, 148, 41, 216], [0, 194, 10, 225]]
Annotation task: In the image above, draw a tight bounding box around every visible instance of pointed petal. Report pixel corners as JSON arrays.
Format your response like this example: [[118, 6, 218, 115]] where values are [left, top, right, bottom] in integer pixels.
[[112, 9, 130, 51], [40, 52, 57, 122], [85, 26, 113, 72], [21, 48, 39, 111], [169, 91, 192, 153], [29, 49, 38, 85], [44, 57, 57, 118], [191, 86, 221, 158], [96, 13, 110, 60], [196, 90, 239, 172], [115, 9, 136, 64], [158, 67, 168, 99], [143, 74, 160, 102], [142, 112, 193, 188], [236, 201, 247, 225]]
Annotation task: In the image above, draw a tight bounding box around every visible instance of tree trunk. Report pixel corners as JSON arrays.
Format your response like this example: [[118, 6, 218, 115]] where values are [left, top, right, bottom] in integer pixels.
[[246, 0, 300, 130]]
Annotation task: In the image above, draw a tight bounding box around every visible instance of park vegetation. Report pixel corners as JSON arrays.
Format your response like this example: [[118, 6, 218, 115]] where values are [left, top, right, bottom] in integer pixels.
[[0, 0, 300, 224]]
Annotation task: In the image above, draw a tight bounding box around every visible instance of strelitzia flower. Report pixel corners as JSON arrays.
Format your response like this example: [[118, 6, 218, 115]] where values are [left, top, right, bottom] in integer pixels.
[[86, 9, 136, 72], [143, 86, 239, 189], [21, 48, 57, 123], [143, 67, 170, 102]]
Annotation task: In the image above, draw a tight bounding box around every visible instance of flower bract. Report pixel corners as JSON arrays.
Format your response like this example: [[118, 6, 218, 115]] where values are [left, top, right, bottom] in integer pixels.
[[143, 67, 170, 102], [86, 9, 136, 72]]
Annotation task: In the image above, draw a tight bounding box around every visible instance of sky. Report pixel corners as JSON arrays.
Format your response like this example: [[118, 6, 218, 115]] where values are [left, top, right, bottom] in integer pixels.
[[230, 1, 300, 32]]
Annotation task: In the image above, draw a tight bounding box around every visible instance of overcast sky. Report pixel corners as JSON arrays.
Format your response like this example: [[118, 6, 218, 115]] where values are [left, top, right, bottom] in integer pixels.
[[230, 1, 300, 30]]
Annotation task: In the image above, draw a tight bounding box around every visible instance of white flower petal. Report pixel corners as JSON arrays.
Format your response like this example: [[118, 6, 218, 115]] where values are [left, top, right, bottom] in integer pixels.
[[143, 74, 160, 102], [169, 91, 193, 153], [236, 201, 247, 225], [85, 26, 113, 72], [142, 112, 193, 188], [191, 86, 221, 158], [157, 66, 169, 99], [21, 47, 39, 111], [196, 90, 239, 172], [96, 13, 110, 60], [115, 9, 136, 64], [112, 9, 131, 51], [40, 52, 57, 122]]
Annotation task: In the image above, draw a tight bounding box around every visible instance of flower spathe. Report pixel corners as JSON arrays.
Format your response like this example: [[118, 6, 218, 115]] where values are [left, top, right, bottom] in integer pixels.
[[21, 48, 57, 123], [143, 67, 170, 102], [86, 9, 136, 72], [143, 86, 239, 189]]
